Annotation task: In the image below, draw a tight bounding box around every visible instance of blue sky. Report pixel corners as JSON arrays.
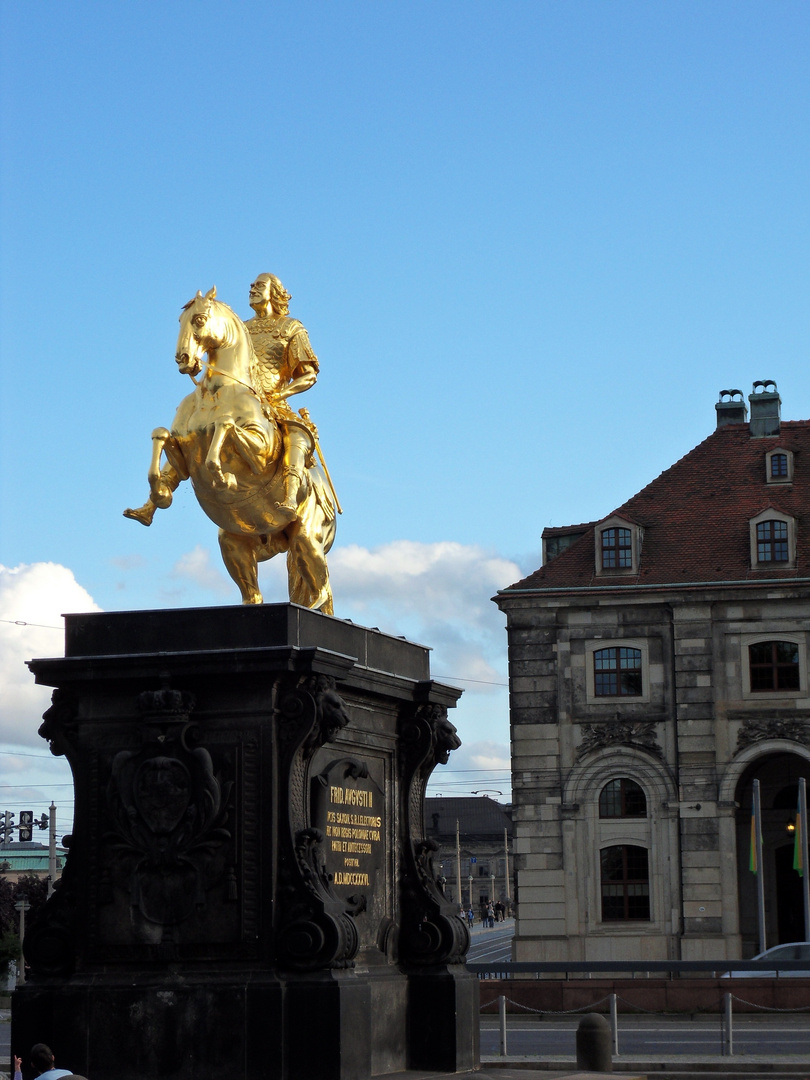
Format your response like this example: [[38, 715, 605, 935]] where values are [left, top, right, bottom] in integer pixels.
[[1, 1, 809, 836]]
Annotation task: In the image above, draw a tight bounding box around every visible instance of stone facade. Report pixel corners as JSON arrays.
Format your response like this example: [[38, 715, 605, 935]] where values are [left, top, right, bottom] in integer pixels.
[[495, 384, 810, 962], [423, 796, 514, 913]]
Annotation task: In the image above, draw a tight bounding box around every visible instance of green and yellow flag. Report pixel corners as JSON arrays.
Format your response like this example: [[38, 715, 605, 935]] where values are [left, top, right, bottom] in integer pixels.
[[794, 801, 804, 878], [749, 810, 759, 875]]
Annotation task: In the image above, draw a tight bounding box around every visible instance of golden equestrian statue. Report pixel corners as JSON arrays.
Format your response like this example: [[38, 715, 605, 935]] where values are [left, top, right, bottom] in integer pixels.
[[124, 275, 340, 611]]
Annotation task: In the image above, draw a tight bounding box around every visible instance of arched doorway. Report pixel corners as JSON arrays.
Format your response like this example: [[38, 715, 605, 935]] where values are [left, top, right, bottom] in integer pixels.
[[735, 753, 810, 956]]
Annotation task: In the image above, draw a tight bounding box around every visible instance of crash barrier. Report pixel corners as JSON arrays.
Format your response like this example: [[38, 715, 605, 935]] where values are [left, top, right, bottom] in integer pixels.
[[481, 990, 810, 1058]]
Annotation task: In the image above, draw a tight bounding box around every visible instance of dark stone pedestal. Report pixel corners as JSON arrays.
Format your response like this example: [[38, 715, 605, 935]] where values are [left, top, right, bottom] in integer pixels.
[[13, 605, 479, 1080]]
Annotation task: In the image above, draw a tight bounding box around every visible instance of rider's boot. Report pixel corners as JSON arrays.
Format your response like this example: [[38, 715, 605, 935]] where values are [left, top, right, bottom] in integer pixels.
[[275, 467, 304, 524]]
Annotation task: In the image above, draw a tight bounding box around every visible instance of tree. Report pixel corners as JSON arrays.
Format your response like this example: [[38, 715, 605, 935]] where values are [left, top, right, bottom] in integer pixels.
[[0, 873, 49, 936]]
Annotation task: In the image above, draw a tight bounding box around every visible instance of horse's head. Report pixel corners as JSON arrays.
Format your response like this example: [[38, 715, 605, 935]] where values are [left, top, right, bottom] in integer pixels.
[[176, 287, 243, 377]]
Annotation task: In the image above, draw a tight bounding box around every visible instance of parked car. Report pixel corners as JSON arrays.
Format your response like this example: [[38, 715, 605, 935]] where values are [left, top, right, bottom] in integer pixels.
[[723, 941, 810, 977]]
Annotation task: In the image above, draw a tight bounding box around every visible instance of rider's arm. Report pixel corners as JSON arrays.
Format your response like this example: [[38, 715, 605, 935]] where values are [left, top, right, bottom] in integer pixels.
[[275, 328, 319, 401], [275, 366, 317, 400]]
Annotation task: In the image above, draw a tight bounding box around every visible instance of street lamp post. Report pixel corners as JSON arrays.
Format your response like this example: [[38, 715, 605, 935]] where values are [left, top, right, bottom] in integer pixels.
[[14, 895, 31, 985]]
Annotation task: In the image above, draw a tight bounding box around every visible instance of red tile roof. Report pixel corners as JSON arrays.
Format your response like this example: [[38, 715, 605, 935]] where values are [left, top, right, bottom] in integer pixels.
[[506, 421, 810, 592]]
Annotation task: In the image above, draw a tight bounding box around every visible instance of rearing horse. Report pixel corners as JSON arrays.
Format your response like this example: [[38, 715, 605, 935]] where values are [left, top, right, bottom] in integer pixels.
[[124, 287, 336, 612]]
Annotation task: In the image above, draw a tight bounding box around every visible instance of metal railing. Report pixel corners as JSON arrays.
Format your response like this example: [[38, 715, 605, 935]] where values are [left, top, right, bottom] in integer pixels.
[[482, 990, 810, 1058], [468, 959, 810, 979]]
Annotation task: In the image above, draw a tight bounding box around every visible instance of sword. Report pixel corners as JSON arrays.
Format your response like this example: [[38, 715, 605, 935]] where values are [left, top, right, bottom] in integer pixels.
[[300, 408, 343, 515]]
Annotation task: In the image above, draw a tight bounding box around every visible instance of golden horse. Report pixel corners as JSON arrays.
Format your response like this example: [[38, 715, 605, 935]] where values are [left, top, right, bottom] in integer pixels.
[[124, 288, 336, 611]]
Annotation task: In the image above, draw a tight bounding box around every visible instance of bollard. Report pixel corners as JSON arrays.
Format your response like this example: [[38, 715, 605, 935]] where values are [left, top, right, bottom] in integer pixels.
[[576, 1013, 613, 1073]]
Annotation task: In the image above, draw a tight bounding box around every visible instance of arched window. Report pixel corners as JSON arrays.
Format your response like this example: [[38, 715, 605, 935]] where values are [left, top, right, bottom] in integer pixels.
[[593, 647, 642, 696], [749, 641, 800, 691], [599, 778, 647, 818], [600, 845, 650, 921]]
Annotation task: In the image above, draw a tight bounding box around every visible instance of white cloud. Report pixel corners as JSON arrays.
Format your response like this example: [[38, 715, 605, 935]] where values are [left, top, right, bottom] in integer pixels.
[[330, 540, 516, 694], [171, 545, 232, 595], [0, 563, 101, 748], [328, 540, 516, 763], [331, 541, 518, 625]]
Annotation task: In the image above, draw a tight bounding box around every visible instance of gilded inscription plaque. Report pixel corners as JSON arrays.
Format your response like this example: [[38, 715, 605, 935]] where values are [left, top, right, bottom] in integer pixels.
[[311, 758, 386, 945]]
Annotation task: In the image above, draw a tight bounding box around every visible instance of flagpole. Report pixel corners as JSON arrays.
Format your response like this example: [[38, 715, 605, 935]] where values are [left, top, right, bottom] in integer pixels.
[[799, 777, 809, 939], [754, 779, 766, 954]]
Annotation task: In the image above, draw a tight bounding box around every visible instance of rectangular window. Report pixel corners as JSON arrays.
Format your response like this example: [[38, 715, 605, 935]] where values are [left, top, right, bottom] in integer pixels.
[[601, 528, 632, 569], [601, 845, 650, 921], [594, 647, 642, 696], [757, 520, 789, 563], [749, 641, 800, 691], [770, 453, 788, 478]]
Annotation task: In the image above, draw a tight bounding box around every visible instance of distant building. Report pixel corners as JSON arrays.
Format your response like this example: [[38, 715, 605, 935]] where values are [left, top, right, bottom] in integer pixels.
[[424, 796, 514, 912], [495, 383, 810, 962], [0, 842, 65, 883]]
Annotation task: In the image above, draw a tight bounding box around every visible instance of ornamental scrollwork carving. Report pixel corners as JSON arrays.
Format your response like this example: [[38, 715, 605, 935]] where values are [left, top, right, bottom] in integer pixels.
[[397, 702, 468, 967], [275, 827, 359, 971], [736, 717, 810, 751], [274, 675, 359, 971], [104, 692, 233, 929], [576, 721, 662, 761]]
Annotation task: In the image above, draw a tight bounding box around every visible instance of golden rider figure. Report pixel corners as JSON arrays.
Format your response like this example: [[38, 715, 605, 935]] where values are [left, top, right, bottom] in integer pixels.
[[245, 273, 319, 524]]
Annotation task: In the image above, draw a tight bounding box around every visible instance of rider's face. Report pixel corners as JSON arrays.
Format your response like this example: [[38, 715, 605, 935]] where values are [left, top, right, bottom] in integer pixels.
[[249, 276, 274, 314]]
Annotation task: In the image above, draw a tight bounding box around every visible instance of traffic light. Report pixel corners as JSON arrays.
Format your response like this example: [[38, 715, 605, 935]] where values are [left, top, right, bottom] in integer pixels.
[[18, 810, 33, 842], [3, 810, 14, 841]]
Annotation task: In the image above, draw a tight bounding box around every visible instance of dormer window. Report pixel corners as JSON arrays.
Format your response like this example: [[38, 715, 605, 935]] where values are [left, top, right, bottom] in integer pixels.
[[766, 448, 794, 484], [595, 516, 641, 576], [757, 520, 788, 562], [749, 508, 796, 569], [601, 528, 632, 569]]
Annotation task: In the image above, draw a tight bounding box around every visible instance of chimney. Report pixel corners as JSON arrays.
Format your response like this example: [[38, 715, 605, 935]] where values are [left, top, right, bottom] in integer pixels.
[[715, 388, 747, 428], [748, 380, 781, 437]]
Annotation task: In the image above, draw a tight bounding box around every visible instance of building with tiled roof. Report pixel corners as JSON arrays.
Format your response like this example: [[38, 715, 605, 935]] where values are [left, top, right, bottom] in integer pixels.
[[494, 383, 810, 963], [423, 796, 513, 913]]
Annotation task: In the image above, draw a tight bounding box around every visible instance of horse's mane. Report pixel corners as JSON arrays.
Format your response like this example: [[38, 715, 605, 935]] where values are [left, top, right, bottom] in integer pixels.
[[184, 294, 262, 392]]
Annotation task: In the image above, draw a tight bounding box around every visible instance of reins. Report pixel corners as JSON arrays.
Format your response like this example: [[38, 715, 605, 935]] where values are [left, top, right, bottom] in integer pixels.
[[202, 363, 259, 397]]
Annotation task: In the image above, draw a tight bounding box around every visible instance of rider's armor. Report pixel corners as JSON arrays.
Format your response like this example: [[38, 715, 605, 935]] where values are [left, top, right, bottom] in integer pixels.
[[244, 313, 319, 517], [244, 315, 319, 415]]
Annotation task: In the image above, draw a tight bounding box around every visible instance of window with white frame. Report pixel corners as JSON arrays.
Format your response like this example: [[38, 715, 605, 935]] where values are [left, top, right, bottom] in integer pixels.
[[594, 516, 641, 576], [593, 647, 643, 697], [749, 509, 796, 569], [585, 639, 650, 704], [766, 448, 793, 484]]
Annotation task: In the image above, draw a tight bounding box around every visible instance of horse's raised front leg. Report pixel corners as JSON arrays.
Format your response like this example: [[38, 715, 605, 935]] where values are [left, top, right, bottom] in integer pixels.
[[206, 417, 238, 490], [124, 427, 188, 526], [218, 529, 263, 604], [206, 417, 275, 490]]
